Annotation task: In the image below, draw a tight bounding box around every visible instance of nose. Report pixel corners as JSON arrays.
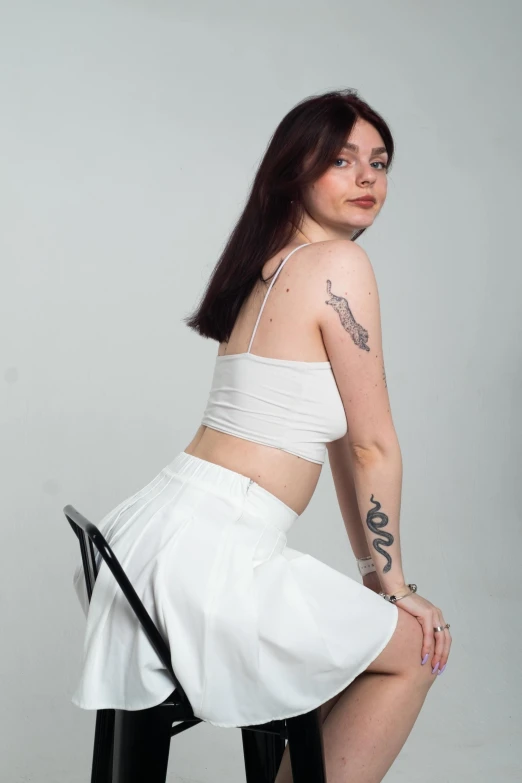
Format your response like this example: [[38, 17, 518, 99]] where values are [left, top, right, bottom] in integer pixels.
[[356, 161, 377, 187]]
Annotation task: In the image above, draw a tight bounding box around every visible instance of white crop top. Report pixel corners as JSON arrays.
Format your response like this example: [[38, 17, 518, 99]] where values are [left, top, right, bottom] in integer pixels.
[[200, 243, 348, 464]]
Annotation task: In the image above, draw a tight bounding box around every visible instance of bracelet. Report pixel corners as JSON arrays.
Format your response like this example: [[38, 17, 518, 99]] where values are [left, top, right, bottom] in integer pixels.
[[357, 558, 416, 604], [356, 555, 376, 576], [379, 583, 417, 603]]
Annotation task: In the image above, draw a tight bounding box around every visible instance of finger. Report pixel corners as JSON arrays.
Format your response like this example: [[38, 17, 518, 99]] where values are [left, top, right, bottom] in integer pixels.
[[431, 609, 446, 673], [420, 614, 435, 664], [437, 620, 452, 673]]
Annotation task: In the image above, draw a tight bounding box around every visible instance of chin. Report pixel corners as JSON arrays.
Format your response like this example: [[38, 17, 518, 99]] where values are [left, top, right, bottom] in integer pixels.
[[351, 218, 375, 230]]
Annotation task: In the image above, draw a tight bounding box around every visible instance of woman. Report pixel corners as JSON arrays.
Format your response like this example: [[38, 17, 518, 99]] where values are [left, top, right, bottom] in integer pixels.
[[73, 89, 451, 783]]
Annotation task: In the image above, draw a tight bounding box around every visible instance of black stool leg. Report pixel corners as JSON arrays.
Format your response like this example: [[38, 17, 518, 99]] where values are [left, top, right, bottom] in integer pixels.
[[91, 709, 115, 783], [286, 709, 327, 783], [112, 704, 175, 783], [241, 728, 286, 782]]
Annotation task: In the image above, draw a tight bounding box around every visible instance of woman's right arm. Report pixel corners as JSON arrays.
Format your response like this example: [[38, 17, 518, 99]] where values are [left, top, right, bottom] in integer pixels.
[[316, 239, 406, 594]]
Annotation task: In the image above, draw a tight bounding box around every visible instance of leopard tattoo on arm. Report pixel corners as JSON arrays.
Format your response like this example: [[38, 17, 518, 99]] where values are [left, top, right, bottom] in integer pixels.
[[325, 279, 370, 351]]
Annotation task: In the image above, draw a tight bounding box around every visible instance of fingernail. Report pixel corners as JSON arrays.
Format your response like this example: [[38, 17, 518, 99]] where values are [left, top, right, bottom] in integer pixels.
[[421, 653, 429, 665], [432, 662, 439, 674], [437, 664, 446, 675]]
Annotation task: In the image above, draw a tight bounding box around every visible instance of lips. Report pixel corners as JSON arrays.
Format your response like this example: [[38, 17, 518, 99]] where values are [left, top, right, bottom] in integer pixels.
[[349, 198, 376, 209], [350, 198, 375, 205]]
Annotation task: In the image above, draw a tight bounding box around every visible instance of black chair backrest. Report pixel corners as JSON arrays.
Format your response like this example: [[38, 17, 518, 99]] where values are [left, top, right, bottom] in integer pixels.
[[64, 503, 193, 711]]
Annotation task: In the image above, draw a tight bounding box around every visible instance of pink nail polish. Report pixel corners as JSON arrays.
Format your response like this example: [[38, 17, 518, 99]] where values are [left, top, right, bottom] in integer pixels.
[[421, 653, 429, 665], [438, 664, 446, 675]]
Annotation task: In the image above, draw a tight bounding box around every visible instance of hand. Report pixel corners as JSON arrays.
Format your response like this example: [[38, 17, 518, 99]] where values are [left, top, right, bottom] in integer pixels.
[[361, 571, 382, 594], [390, 589, 452, 674], [362, 575, 452, 674]]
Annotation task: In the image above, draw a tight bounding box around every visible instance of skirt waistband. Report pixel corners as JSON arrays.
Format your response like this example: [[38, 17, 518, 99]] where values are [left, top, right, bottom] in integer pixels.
[[163, 451, 299, 533]]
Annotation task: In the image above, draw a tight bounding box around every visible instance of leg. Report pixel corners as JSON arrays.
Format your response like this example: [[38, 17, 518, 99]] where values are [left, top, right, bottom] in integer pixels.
[[275, 609, 437, 783]]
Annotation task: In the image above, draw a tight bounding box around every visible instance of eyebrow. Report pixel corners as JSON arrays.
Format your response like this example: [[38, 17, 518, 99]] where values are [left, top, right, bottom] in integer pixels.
[[341, 142, 388, 156]]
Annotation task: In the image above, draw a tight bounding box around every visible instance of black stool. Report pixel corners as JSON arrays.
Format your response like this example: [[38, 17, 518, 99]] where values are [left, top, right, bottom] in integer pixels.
[[65, 504, 328, 782]]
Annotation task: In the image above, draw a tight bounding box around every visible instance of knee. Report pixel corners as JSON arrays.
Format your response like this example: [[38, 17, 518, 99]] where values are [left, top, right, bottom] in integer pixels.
[[382, 609, 437, 689], [367, 609, 441, 689], [403, 619, 438, 690]]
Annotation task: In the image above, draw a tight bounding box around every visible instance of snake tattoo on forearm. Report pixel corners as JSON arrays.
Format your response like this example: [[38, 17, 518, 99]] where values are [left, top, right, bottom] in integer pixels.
[[366, 494, 394, 573], [325, 279, 370, 351]]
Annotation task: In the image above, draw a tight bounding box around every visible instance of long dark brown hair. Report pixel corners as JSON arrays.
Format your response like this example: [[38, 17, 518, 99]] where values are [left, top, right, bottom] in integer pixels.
[[183, 88, 395, 343]]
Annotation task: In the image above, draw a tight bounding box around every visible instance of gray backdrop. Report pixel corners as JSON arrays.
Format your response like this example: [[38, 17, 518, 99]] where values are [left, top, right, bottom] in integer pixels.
[[1, 0, 520, 780]]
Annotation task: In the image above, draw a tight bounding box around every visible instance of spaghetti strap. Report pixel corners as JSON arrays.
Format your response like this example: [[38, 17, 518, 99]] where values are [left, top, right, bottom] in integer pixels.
[[247, 243, 311, 354]]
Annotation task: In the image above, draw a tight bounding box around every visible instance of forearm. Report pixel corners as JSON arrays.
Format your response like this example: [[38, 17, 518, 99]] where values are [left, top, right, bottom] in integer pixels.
[[350, 441, 406, 593], [329, 445, 373, 559]]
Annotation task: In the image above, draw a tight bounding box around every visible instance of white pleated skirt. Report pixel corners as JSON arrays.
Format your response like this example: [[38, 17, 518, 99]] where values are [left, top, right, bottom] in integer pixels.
[[72, 451, 398, 728]]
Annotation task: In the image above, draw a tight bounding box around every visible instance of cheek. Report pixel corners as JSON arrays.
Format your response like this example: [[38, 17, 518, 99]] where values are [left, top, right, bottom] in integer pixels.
[[308, 171, 345, 207], [318, 168, 345, 190]]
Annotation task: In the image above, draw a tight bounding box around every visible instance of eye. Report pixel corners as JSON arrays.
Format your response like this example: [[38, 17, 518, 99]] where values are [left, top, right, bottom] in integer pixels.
[[334, 158, 388, 170]]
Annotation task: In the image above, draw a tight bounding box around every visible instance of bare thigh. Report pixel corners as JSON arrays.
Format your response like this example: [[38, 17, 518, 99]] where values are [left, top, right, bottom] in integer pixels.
[[319, 610, 433, 722], [321, 609, 436, 721]]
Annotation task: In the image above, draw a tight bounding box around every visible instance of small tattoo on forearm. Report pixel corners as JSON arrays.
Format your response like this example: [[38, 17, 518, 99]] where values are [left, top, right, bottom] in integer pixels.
[[366, 494, 394, 573], [325, 280, 370, 351]]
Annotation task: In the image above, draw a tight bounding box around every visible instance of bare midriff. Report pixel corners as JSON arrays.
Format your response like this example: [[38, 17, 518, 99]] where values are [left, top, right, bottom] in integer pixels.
[[183, 424, 322, 516]]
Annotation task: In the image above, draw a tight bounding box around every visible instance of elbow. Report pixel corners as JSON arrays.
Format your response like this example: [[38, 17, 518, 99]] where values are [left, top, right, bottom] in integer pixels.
[[350, 437, 401, 467]]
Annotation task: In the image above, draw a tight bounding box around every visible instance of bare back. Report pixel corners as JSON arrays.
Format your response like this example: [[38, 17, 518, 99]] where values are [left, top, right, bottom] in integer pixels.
[[185, 241, 330, 515]]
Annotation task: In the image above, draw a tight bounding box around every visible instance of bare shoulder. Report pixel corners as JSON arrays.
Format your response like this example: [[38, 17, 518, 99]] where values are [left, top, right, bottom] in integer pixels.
[[302, 239, 377, 334], [303, 238, 373, 274]]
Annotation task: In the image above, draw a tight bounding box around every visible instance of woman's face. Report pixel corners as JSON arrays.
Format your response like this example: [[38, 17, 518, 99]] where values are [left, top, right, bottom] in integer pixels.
[[299, 118, 389, 241]]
